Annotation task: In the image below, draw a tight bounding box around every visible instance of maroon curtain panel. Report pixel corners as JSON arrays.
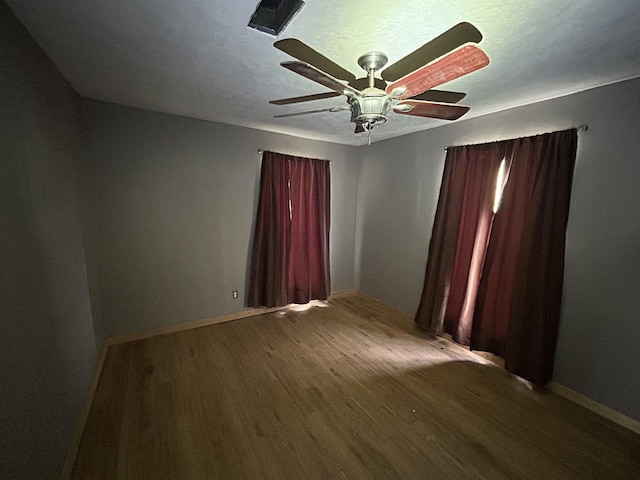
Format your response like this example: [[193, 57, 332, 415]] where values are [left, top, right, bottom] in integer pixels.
[[414, 144, 504, 336], [248, 151, 330, 308], [288, 157, 331, 304], [416, 129, 577, 386], [443, 144, 507, 345], [472, 129, 577, 385], [247, 152, 291, 307]]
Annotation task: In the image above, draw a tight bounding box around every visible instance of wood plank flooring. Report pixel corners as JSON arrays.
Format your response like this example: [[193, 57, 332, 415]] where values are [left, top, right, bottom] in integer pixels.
[[71, 294, 640, 479]]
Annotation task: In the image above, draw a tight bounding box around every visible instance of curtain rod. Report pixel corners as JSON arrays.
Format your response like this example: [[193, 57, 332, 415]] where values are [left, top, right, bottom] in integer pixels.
[[444, 125, 589, 151], [257, 149, 331, 162]]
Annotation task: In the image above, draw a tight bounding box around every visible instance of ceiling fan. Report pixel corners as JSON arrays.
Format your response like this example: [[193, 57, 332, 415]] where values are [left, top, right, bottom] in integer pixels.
[[270, 22, 490, 139]]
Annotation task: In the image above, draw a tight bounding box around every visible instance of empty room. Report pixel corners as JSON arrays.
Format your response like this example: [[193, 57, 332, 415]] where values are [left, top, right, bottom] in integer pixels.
[[2, 1, 640, 479]]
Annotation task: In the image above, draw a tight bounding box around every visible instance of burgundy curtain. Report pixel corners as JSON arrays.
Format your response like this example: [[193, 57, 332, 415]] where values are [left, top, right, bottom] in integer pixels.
[[287, 157, 331, 304], [414, 144, 505, 338], [248, 151, 330, 308], [472, 129, 577, 385], [415, 129, 577, 385]]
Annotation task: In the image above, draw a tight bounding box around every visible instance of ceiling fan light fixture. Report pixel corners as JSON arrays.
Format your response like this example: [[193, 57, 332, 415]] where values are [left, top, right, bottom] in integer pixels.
[[389, 86, 407, 98], [393, 103, 412, 113], [349, 91, 393, 126]]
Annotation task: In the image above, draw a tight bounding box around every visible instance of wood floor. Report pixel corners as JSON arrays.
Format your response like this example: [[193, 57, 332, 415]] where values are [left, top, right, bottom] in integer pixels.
[[71, 294, 640, 479]]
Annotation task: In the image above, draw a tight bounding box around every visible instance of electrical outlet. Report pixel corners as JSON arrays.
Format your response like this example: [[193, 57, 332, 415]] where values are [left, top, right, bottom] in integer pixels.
[[232, 290, 239, 299]]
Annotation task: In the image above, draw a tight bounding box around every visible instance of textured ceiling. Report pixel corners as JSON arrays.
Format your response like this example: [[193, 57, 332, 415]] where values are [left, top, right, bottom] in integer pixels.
[[7, 0, 640, 146]]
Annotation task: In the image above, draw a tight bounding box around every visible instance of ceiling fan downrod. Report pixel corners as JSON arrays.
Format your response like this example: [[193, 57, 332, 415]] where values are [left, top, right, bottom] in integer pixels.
[[351, 51, 393, 131], [357, 52, 388, 88]]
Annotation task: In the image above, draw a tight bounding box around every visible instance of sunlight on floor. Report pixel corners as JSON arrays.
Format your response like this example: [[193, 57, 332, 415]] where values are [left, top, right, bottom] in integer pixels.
[[276, 299, 329, 314], [272, 297, 538, 392]]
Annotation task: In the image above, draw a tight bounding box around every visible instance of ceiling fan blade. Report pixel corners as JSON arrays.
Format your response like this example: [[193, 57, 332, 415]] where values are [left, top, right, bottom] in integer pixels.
[[382, 22, 483, 81], [281, 61, 362, 97], [354, 124, 366, 134], [393, 100, 470, 120], [269, 92, 341, 105], [275, 38, 356, 83], [411, 90, 466, 104], [274, 106, 350, 118], [386, 43, 489, 100]]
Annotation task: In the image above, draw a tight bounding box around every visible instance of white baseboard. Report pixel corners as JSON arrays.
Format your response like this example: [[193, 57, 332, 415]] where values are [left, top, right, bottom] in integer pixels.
[[59, 342, 109, 479], [547, 381, 640, 435], [107, 289, 358, 346], [329, 288, 359, 298], [106, 305, 287, 346]]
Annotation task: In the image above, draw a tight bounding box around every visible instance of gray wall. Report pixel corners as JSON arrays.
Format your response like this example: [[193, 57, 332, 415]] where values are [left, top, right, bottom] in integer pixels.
[[356, 77, 640, 421], [0, 3, 97, 479], [83, 101, 360, 337]]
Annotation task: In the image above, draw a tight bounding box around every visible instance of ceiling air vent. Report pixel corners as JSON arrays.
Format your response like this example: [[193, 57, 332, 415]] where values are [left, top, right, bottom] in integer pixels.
[[248, 0, 304, 36]]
